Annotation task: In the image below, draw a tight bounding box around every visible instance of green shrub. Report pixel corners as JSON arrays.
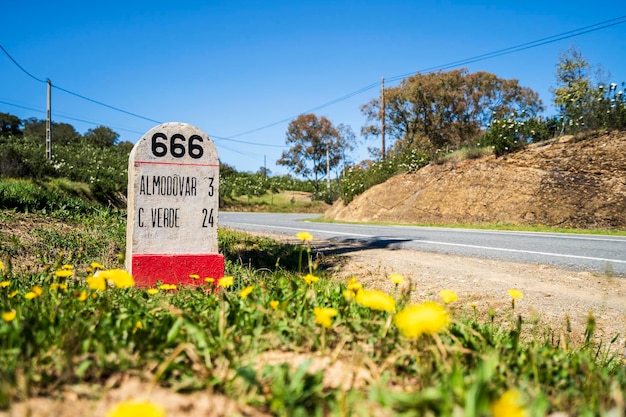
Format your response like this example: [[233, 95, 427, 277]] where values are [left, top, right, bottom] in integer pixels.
[[339, 151, 429, 203], [0, 178, 97, 216], [481, 113, 552, 157]]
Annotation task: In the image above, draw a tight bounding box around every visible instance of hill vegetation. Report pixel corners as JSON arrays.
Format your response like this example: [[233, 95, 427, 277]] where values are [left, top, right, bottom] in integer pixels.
[[0, 112, 319, 210]]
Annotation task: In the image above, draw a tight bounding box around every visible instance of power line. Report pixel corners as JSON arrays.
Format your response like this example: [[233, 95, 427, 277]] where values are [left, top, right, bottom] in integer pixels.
[[226, 14, 626, 139], [0, 99, 43, 114], [0, 99, 148, 135], [387, 14, 626, 83], [3, 14, 626, 147], [52, 85, 162, 125], [1, 43, 163, 125], [226, 81, 381, 139], [1, 44, 275, 148], [0, 45, 47, 84], [210, 134, 286, 147]]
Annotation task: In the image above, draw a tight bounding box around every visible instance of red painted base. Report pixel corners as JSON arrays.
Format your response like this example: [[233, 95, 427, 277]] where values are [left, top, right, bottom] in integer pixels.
[[131, 253, 225, 287]]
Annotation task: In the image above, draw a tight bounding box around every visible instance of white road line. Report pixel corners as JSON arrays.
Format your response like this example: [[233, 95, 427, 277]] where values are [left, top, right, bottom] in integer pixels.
[[224, 222, 626, 264], [390, 225, 626, 243], [225, 223, 372, 237], [419, 240, 626, 264]]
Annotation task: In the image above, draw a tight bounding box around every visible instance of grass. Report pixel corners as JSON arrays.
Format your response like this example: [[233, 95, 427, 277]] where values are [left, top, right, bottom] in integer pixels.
[[432, 145, 493, 165], [314, 217, 626, 236], [224, 191, 329, 213], [1, 208, 626, 416]]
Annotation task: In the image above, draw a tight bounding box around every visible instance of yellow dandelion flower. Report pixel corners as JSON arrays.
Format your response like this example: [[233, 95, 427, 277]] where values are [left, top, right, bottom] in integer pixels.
[[86, 267, 93, 273], [90, 261, 104, 270], [105, 400, 165, 417], [32, 285, 43, 296], [389, 273, 405, 285], [2, 310, 16, 322], [61, 264, 74, 270], [490, 389, 527, 417], [347, 277, 362, 292], [240, 285, 254, 299], [55, 269, 73, 278], [87, 275, 107, 291], [508, 289, 523, 299], [313, 307, 337, 329], [132, 320, 143, 334], [205, 277, 215, 284], [99, 269, 135, 288], [147, 288, 159, 295], [439, 289, 458, 304], [395, 301, 449, 339], [355, 289, 396, 312], [0, 281, 10, 288], [159, 284, 177, 291], [189, 274, 200, 280], [296, 231, 313, 242], [269, 300, 279, 310], [50, 283, 59, 291], [303, 273, 319, 285], [0, 260, 4, 271], [76, 291, 88, 301], [8, 290, 18, 298], [343, 289, 356, 302], [91, 293, 98, 300], [218, 276, 234, 288], [24, 291, 38, 300]]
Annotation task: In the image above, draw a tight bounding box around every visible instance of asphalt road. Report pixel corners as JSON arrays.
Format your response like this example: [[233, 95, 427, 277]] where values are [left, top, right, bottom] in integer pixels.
[[219, 212, 626, 276]]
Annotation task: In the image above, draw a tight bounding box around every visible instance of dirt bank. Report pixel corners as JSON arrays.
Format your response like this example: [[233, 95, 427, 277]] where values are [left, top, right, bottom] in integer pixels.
[[326, 132, 626, 230]]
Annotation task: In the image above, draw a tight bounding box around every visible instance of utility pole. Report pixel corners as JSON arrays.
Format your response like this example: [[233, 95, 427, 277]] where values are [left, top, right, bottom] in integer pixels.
[[46, 79, 52, 160], [326, 147, 330, 191], [381, 77, 385, 161]]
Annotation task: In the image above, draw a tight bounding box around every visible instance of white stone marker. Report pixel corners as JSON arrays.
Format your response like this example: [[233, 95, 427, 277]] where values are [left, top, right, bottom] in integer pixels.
[[125, 122, 224, 287]]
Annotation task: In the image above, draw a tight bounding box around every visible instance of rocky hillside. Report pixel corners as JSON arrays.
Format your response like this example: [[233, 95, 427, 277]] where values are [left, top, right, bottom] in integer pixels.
[[326, 131, 626, 229]]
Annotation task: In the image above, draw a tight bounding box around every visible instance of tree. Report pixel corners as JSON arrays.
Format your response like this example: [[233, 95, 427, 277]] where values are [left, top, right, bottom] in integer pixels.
[[84, 126, 119, 147], [552, 46, 604, 132], [0, 112, 22, 138], [277, 114, 355, 192], [23, 118, 82, 144], [361, 69, 543, 156]]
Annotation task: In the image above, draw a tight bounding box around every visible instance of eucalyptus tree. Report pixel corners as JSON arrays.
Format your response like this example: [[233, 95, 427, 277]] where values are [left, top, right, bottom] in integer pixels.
[[278, 114, 355, 193], [361, 68, 543, 156]]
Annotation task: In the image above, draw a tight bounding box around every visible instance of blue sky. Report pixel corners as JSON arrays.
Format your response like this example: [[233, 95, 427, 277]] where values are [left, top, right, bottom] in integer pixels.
[[2, 1, 625, 175]]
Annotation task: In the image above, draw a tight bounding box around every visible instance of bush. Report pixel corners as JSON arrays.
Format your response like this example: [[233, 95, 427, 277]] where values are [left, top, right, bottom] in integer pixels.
[[481, 113, 552, 157], [0, 177, 99, 217], [339, 151, 429, 203], [0, 137, 55, 179]]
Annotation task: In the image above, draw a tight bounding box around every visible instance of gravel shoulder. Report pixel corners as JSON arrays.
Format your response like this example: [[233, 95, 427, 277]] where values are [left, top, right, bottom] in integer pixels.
[[329, 244, 626, 350]]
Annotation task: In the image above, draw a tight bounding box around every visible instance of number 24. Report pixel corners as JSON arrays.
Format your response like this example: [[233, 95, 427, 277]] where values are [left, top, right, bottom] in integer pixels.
[[202, 208, 214, 228]]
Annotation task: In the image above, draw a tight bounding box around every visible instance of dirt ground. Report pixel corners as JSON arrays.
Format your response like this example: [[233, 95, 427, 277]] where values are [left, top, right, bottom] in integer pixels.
[[333, 246, 626, 348]]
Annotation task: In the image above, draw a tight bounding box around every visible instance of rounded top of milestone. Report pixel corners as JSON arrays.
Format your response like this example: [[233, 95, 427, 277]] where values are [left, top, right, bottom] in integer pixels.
[[131, 122, 218, 165]]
